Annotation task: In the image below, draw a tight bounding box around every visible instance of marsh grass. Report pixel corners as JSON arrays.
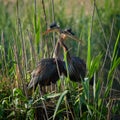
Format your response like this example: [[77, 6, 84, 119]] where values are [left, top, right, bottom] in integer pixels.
[[0, 0, 120, 119]]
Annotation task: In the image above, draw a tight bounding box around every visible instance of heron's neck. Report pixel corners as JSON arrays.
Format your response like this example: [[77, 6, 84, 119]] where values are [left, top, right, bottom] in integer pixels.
[[60, 40, 71, 61], [53, 40, 62, 59]]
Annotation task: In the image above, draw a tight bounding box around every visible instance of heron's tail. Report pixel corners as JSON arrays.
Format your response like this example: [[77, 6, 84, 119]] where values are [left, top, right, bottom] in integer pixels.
[[27, 77, 39, 91]]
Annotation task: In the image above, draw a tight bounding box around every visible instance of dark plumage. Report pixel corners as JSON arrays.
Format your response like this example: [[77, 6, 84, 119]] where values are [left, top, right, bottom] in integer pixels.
[[27, 58, 65, 90], [28, 23, 86, 92], [66, 57, 86, 82], [59, 40, 86, 82], [43, 23, 86, 83]]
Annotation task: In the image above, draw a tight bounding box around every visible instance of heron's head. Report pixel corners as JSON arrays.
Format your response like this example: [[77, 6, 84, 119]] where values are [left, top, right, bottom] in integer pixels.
[[58, 28, 75, 40], [61, 28, 83, 44], [64, 28, 75, 36], [43, 22, 61, 35]]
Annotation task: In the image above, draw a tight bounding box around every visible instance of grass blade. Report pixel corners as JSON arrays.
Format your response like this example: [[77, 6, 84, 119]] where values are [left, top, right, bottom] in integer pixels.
[[53, 90, 68, 120]]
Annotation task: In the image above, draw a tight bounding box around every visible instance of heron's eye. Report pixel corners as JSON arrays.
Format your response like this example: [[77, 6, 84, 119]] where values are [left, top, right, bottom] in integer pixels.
[[50, 22, 57, 28], [64, 28, 75, 35]]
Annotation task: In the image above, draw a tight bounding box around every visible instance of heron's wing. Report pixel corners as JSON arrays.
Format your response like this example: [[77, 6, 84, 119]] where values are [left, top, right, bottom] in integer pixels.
[[27, 59, 61, 90], [27, 66, 46, 90], [72, 57, 86, 79], [37, 59, 64, 84]]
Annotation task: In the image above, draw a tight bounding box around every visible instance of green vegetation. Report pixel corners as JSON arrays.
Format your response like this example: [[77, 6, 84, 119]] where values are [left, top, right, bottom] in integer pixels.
[[0, 0, 120, 119]]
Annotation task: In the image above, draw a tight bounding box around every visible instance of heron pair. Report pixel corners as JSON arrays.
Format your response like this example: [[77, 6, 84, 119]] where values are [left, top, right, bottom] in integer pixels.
[[27, 23, 86, 91]]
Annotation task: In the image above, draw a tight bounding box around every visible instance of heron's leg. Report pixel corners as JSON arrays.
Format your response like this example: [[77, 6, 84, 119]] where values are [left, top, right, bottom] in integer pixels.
[[38, 84, 42, 96], [38, 84, 49, 119], [78, 82, 83, 93]]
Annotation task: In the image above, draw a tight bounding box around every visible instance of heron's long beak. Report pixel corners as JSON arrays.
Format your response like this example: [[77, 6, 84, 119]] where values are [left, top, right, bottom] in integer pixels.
[[43, 27, 84, 44], [61, 32, 84, 44], [42, 28, 60, 35]]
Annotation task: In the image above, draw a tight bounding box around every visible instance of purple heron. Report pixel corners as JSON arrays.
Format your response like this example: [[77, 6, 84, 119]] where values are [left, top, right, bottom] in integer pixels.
[[44, 22, 86, 83]]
